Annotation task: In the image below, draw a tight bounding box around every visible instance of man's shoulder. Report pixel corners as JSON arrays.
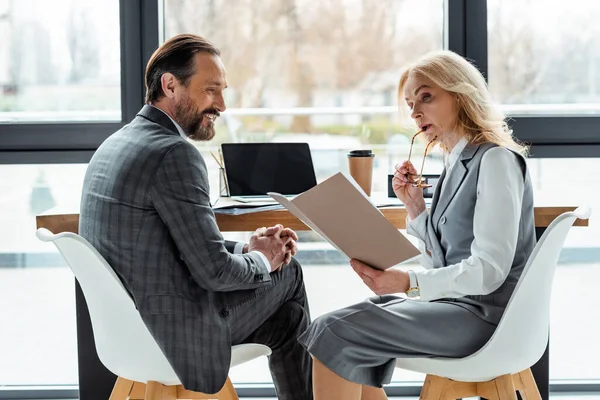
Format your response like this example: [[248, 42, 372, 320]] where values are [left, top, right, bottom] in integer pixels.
[[99, 116, 183, 157]]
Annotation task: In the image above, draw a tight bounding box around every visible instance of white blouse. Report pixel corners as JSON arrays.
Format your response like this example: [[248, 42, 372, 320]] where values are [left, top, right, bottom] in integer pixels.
[[405, 137, 526, 301]]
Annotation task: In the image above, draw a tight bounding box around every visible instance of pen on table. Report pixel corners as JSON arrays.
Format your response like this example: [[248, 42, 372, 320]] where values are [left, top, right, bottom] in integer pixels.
[[210, 151, 223, 168]]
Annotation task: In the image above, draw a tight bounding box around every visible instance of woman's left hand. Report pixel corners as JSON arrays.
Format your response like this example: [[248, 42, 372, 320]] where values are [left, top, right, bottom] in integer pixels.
[[350, 259, 411, 295]]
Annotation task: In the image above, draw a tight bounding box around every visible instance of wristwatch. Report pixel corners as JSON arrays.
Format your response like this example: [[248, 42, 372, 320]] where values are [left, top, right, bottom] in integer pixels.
[[406, 270, 420, 298]]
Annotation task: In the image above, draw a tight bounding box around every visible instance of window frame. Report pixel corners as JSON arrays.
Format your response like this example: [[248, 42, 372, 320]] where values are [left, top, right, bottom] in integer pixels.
[[1, 0, 598, 163], [0, 0, 160, 161], [448, 0, 600, 158]]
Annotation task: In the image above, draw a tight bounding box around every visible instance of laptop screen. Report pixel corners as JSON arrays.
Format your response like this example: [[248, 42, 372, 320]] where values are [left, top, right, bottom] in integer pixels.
[[221, 143, 317, 196]]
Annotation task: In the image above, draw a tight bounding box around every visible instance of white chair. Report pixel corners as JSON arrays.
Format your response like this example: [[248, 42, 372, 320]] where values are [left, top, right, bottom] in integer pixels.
[[35, 228, 272, 400], [395, 206, 592, 400]]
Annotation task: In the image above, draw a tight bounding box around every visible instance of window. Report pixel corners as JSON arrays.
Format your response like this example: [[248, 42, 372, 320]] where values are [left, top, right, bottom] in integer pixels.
[[3, 0, 598, 396], [0, 164, 87, 386], [0, 0, 121, 122], [488, 0, 600, 116]]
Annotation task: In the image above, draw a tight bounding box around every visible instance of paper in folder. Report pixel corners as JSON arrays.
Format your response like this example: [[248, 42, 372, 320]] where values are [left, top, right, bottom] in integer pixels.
[[268, 172, 420, 270]]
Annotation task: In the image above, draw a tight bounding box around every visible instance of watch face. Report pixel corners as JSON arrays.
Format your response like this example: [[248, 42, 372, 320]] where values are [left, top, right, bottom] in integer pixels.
[[407, 288, 420, 298]]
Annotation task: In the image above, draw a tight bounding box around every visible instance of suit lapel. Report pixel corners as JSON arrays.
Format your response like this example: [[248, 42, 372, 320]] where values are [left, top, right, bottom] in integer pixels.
[[426, 212, 447, 267], [431, 143, 480, 229], [429, 168, 446, 213]]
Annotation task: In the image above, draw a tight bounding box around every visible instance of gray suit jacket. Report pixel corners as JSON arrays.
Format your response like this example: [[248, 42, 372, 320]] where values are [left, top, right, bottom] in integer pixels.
[[79, 105, 271, 393], [426, 142, 536, 324]]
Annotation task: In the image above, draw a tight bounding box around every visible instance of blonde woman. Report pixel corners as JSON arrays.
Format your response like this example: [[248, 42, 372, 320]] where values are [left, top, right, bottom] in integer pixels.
[[298, 50, 535, 400]]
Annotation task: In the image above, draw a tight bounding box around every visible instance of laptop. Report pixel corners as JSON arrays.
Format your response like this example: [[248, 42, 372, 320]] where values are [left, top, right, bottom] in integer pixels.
[[221, 143, 318, 203]]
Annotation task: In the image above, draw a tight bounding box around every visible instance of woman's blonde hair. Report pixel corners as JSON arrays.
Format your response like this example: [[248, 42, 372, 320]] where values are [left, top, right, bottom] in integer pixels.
[[398, 50, 528, 156]]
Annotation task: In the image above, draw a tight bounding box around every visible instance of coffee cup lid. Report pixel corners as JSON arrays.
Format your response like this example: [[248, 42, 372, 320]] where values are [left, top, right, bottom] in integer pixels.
[[348, 150, 374, 157]]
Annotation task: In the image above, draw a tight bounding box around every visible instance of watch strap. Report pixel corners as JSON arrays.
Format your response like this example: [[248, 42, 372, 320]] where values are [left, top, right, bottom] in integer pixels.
[[407, 270, 420, 298]]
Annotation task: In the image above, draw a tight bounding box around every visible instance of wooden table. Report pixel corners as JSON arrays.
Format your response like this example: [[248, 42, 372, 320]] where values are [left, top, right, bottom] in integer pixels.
[[36, 205, 587, 234], [36, 205, 587, 400]]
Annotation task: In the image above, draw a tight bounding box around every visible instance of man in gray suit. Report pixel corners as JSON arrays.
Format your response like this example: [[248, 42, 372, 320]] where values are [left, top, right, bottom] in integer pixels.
[[79, 34, 312, 399]]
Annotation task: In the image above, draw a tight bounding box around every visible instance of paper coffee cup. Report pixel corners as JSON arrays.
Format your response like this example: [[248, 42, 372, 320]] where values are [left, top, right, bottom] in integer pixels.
[[348, 150, 374, 196]]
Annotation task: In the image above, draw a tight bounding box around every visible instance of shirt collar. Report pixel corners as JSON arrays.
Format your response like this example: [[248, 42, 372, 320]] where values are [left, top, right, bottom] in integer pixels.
[[149, 105, 188, 140], [444, 136, 469, 172]]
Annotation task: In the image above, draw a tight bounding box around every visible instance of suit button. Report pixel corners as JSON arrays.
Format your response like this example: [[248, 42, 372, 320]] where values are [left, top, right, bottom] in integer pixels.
[[220, 308, 230, 318], [179, 253, 185, 261], [440, 216, 447, 224]]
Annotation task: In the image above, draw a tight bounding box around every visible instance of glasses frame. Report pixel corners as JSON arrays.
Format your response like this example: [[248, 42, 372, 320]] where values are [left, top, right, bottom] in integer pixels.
[[407, 130, 438, 189]]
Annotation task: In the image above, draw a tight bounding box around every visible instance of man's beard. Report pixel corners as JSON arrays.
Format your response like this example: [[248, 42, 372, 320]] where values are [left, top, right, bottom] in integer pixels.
[[174, 95, 216, 142]]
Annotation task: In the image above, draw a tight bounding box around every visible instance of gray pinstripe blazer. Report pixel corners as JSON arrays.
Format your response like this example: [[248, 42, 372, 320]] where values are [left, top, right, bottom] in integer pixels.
[[79, 105, 272, 393]]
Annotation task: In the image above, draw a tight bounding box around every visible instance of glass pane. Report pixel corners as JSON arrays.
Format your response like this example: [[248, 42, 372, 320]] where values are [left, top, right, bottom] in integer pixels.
[[164, 0, 443, 110], [0, 164, 87, 386], [0, 0, 121, 122], [528, 158, 600, 381], [488, 0, 600, 115]]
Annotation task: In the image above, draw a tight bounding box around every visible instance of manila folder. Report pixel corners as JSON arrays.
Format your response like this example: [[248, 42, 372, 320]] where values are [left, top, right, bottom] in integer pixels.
[[268, 172, 420, 270]]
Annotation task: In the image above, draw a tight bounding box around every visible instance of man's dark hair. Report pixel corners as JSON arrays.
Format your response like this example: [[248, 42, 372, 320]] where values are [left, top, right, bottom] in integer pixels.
[[145, 34, 220, 103]]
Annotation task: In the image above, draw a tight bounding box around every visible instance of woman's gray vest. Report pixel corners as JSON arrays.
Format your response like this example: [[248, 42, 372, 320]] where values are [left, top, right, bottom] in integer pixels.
[[427, 142, 536, 324]]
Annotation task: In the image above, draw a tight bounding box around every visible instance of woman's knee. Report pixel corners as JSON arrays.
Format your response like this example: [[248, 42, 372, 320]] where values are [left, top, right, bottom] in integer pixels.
[[304, 310, 347, 341]]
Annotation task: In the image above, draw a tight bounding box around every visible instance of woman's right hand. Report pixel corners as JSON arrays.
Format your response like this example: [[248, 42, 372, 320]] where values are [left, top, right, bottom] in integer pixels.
[[393, 161, 426, 217]]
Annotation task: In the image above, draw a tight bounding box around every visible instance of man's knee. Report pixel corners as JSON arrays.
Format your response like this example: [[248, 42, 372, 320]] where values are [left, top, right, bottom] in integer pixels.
[[277, 300, 308, 328], [276, 256, 306, 296], [271, 301, 309, 344], [286, 256, 303, 277]]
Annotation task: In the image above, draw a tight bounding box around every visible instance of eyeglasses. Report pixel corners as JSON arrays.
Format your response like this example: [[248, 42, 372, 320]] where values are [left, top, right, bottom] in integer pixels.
[[407, 130, 438, 188]]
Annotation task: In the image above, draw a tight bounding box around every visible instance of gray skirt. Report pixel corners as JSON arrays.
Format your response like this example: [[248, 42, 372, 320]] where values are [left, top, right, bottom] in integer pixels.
[[297, 295, 497, 387]]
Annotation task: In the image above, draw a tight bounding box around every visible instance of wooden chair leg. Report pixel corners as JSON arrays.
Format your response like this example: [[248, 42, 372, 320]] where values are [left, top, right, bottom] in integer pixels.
[[117, 376, 237, 400], [419, 372, 529, 400], [160, 385, 177, 400], [140, 381, 175, 400], [513, 368, 542, 400], [420, 375, 448, 400], [109, 377, 134, 400], [218, 378, 239, 400], [478, 374, 518, 400], [175, 377, 239, 399], [494, 374, 518, 400], [145, 381, 164, 400], [420, 374, 478, 400], [128, 382, 147, 400]]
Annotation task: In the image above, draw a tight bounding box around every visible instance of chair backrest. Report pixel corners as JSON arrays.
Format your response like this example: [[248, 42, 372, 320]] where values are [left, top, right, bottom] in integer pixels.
[[468, 206, 592, 371], [35, 228, 180, 385]]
